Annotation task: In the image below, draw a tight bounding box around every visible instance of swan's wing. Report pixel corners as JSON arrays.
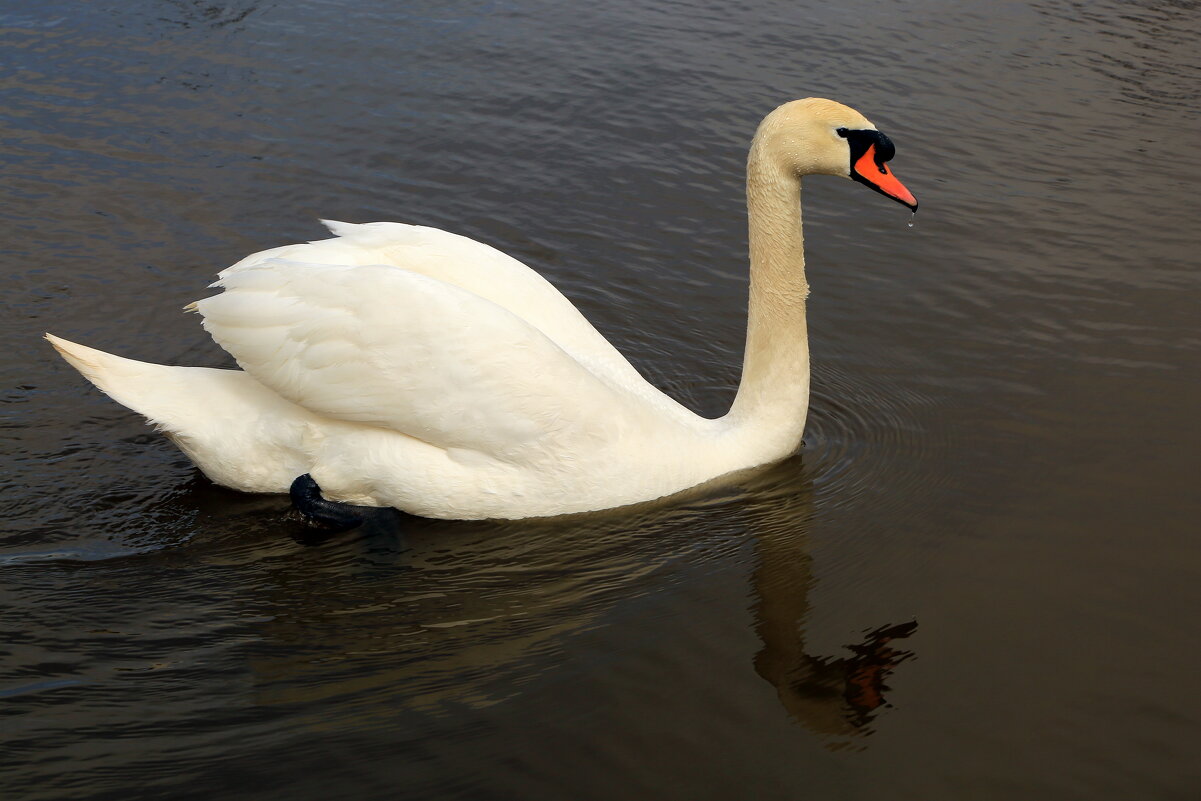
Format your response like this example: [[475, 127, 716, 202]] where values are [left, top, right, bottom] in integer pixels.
[[218, 221, 657, 398], [194, 260, 649, 458]]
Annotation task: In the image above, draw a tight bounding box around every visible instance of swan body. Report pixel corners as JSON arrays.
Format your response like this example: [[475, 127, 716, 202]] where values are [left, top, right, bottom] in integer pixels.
[[49, 98, 916, 520]]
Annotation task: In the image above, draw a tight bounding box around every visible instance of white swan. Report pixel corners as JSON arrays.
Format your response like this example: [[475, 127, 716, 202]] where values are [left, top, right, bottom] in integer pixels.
[[47, 98, 917, 520]]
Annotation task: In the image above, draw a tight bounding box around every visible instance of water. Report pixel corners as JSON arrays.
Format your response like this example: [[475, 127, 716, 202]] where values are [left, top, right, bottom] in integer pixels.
[[3, 0, 1200, 798]]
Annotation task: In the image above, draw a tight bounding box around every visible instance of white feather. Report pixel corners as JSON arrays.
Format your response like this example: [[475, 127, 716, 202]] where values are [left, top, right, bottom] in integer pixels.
[[48, 99, 906, 518]]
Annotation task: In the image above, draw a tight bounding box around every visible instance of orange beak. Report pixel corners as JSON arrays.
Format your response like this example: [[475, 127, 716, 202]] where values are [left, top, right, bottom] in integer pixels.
[[853, 144, 918, 210]]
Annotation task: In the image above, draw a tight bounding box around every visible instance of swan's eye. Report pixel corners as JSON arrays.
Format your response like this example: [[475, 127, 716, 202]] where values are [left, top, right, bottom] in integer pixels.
[[836, 127, 849, 138]]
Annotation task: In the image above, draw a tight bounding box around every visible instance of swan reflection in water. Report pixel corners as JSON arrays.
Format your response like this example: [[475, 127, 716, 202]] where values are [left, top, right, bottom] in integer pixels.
[[212, 456, 916, 747], [751, 517, 916, 743]]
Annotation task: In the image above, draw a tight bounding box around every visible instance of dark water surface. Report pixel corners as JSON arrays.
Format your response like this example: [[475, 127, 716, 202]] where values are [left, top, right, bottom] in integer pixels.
[[4, 0, 1201, 798]]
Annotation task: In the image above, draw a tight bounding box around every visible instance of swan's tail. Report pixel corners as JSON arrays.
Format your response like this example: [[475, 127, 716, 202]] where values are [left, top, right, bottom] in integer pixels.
[[45, 333, 316, 493], [46, 333, 198, 433]]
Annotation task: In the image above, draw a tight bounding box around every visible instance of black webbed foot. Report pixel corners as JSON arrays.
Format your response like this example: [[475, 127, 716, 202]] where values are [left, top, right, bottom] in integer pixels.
[[289, 473, 367, 533]]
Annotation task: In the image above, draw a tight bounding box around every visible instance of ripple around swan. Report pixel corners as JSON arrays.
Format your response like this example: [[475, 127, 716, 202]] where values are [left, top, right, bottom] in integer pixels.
[[802, 362, 951, 523], [2, 443, 919, 797]]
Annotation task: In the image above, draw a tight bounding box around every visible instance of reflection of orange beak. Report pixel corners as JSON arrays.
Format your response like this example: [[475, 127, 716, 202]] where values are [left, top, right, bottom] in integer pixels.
[[853, 144, 918, 210]]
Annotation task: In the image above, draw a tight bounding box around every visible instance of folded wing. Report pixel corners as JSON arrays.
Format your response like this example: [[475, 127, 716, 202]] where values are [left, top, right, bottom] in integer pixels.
[[195, 260, 646, 459], [220, 220, 660, 401]]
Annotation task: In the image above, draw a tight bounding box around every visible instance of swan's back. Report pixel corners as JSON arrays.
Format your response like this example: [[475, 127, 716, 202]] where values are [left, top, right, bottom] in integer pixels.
[[223, 221, 691, 421]]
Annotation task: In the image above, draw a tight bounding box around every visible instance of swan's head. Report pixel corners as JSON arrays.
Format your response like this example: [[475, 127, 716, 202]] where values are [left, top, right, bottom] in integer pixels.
[[753, 97, 918, 211]]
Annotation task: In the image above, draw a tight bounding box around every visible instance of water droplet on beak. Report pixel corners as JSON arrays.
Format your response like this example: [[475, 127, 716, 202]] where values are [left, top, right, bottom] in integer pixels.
[[907, 212, 916, 229]]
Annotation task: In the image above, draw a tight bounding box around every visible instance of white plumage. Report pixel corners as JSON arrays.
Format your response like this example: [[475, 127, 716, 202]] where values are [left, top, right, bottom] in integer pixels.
[[48, 98, 915, 519]]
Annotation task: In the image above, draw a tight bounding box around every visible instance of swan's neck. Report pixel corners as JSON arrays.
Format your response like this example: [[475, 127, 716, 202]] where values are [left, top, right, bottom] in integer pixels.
[[726, 144, 811, 457]]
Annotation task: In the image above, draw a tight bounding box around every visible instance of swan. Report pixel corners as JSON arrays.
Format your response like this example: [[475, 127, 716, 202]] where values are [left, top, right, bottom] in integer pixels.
[[47, 98, 917, 521]]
